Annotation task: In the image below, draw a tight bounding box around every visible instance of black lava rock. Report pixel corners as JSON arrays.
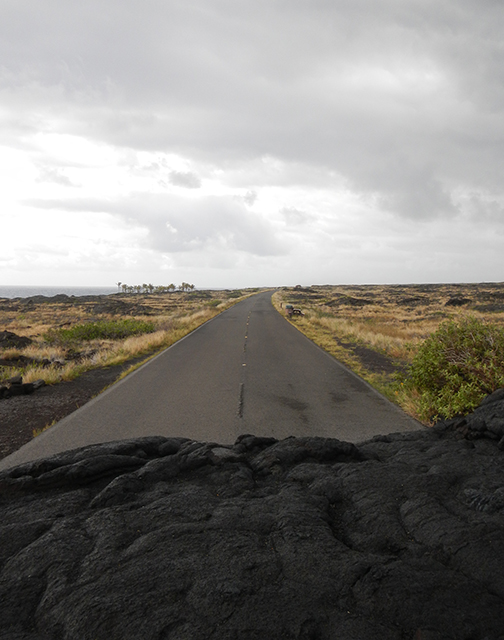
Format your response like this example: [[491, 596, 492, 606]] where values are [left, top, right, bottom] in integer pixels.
[[0, 331, 32, 349], [0, 376, 45, 400], [1, 418, 504, 639], [444, 296, 471, 306]]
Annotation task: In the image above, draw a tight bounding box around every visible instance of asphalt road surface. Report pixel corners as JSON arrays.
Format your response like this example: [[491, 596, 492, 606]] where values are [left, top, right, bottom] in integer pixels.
[[0, 291, 422, 469]]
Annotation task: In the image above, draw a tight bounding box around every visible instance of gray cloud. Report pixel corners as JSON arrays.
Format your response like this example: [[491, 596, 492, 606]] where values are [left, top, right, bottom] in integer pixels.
[[26, 194, 287, 257], [280, 207, 314, 225], [243, 190, 258, 206], [3, 0, 504, 284], [36, 166, 77, 187], [168, 170, 201, 189], [132, 195, 286, 256], [2, 1, 495, 221]]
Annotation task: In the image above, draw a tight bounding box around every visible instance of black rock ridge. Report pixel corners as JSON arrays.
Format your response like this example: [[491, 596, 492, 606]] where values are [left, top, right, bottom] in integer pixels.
[[1, 398, 504, 639]]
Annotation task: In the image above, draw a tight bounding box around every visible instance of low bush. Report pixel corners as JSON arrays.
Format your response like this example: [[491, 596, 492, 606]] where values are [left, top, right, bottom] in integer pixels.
[[406, 316, 504, 421], [44, 319, 155, 344]]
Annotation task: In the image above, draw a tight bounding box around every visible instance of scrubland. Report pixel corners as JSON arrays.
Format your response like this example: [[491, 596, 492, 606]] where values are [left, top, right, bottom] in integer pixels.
[[3, 283, 504, 427], [0, 289, 256, 388], [274, 283, 504, 423]]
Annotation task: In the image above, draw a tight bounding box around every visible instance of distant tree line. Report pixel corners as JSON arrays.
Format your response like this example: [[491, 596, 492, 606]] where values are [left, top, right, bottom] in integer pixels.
[[116, 282, 195, 294]]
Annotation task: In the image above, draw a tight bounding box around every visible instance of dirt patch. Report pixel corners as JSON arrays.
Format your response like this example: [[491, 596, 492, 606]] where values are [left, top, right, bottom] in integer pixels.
[[0, 357, 148, 461], [335, 338, 407, 375]]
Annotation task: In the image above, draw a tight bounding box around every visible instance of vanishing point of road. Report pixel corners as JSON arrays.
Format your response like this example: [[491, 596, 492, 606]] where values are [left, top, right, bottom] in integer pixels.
[[0, 291, 421, 470]]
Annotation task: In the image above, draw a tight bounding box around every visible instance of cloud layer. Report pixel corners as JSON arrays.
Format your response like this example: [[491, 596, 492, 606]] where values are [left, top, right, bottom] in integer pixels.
[[1, 0, 504, 286]]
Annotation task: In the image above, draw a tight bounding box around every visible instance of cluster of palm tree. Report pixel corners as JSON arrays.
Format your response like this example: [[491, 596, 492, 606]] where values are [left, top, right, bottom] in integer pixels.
[[116, 282, 195, 294]]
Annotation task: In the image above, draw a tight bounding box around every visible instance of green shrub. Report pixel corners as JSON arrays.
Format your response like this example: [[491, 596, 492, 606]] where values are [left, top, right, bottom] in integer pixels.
[[45, 319, 155, 344], [407, 316, 504, 421]]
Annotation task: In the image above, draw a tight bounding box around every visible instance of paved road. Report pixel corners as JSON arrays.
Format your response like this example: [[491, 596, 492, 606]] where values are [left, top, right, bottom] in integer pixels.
[[0, 291, 422, 470]]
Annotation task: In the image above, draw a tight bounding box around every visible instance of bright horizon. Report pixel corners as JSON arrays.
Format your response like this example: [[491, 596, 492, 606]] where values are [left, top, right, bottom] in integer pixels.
[[2, 280, 504, 292], [2, 1, 504, 289]]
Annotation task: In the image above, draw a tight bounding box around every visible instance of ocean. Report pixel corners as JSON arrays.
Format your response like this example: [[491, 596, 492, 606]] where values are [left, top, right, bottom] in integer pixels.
[[0, 285, 118, 299]]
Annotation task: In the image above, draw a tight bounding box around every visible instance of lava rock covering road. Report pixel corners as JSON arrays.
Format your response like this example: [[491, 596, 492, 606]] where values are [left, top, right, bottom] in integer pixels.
[[1, 395, 504, 639]]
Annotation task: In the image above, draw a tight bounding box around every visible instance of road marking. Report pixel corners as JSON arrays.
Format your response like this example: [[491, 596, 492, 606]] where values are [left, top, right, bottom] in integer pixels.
[[237, 382, 245, 418]]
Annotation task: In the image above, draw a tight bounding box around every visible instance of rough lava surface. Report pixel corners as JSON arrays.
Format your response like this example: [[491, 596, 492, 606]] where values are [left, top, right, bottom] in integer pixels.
[[1, 394, 504, 639]]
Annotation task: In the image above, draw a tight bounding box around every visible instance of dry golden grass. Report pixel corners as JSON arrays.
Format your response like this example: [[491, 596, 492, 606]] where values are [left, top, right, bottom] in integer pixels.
[[274, 283, 504, 421], [33, 419, 57, 438], [0, 288, 260, 386]]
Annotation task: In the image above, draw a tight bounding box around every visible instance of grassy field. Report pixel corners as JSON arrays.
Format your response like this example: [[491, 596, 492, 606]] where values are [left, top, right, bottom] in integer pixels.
[[0, 288, 259, 387], [273, 283, 504, 423]]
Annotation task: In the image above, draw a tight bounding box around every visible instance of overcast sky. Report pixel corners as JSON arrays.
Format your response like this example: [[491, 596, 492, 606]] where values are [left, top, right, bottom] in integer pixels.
[[1, 0, 503, 288]]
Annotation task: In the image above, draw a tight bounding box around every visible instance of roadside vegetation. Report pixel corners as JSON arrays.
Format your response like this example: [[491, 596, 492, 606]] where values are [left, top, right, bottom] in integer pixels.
[[45, 318, 156, 344], [406, 317, 504, 421], [0, 287, 258, 388], [274, 284, 504, 423]]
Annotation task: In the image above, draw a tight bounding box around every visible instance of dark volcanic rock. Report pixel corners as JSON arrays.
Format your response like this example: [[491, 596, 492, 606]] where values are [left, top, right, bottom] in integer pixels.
[[0, 355, 35, 368], [1, 418, 504, 638], [395, 295, 427, 306], [92, 299, 154, 315], [20, 294, 72, 304], [0, 375, 46, 400], [445, 296, 471, 306], [0, 331, 32, 349]]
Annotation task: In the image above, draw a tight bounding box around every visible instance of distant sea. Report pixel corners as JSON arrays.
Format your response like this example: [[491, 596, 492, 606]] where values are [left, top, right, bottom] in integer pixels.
[[0, 285, 118, 299]]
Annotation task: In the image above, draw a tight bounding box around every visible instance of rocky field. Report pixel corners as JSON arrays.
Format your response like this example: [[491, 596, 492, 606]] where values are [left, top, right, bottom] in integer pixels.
[[1, 391, 504, 639]]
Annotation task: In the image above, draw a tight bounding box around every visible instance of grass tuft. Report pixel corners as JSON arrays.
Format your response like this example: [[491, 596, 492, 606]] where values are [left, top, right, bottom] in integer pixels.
[[44, 318, 155, 344], [33, 419, 57, 438]]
